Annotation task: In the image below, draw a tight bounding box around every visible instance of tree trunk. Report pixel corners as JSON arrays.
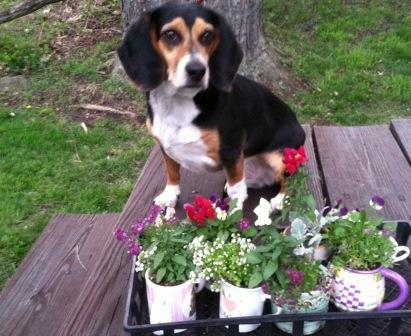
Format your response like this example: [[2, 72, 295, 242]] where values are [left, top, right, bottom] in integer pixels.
[[119, 0, 303, 95]]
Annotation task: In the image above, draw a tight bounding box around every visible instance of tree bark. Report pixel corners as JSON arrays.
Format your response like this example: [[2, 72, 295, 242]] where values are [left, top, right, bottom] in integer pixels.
[[119, 0, 304, 95], [0, 0, 63, 24]]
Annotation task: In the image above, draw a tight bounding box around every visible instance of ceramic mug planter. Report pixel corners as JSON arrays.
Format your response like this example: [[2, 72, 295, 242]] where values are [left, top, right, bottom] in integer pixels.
[[145, 271, 204, 335], [219, 279, 271, 333], [272, 291, 330, 335], [331, 266, 409, 312], [332, 241, 410, 312]]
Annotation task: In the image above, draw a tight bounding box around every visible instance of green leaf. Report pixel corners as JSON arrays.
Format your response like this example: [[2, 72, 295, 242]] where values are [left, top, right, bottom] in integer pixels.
[[271, 247, 282, 260], [156, 267, 166, 283], [245, 227, 258, 237], [305, 195, 316, 210], [248, 272, 263, 288], [276, 270, 288, 289], [230, 209, 243, 223], [254, 245, 272, 253], [173, 255, 187, 267], [263, 261, 278, 280], [246, 251, 262, 264], [153, 251, 166, 269], [217, 230, 229, 242]]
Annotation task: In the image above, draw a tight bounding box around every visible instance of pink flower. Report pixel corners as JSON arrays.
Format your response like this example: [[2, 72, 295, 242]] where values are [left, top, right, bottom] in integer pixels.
[[113, 229, 127, 241], [287, 269, 304, 286], [283, 146, 307, 175], [239, 218, 250, 231], [184, 195, 216, 227]]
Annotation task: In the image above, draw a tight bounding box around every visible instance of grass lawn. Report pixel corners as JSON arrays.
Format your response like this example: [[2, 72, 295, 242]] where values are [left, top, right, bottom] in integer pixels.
[[0, 0, 410, 289], [264, 0, 411, 124]]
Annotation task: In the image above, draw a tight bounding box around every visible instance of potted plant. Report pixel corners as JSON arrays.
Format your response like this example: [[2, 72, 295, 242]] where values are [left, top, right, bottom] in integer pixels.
[[251, 202, 332, 335], [188, 233, 270, 333], [264, 256, 331, 335], [114, 205, 201, 334], [325, 197, 410, 311]]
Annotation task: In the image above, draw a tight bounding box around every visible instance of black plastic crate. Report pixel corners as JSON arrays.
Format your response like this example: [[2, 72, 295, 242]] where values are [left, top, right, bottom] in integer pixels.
[[123, 221, 411, 336]]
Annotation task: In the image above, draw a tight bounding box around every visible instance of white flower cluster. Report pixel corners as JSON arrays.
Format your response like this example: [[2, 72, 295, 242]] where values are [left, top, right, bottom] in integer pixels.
[[135, 245, 157, 272], [188, 234, 255, 292]]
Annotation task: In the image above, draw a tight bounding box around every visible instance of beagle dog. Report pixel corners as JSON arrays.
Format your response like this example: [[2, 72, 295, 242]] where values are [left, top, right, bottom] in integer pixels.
[[118, 2, 305, 209]]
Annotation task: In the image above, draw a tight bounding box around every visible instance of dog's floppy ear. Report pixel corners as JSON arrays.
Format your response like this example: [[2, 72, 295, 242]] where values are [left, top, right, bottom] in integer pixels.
[[209, 15, 243, 92], [117, 12, 165, 91]]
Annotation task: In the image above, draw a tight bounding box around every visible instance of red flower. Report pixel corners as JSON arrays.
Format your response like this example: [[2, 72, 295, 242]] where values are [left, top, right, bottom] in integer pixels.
[[283, 146, 307, 174], [184, 195, 215, 227]]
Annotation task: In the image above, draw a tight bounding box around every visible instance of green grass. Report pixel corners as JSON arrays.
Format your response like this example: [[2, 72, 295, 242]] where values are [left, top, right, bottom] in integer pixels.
[[0, 107, 153, 287], [264, 0, 411, 124]]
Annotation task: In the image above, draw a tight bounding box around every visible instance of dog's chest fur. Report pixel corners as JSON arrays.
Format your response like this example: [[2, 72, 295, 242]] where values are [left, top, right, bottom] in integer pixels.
[[149, 83, 217, 172]]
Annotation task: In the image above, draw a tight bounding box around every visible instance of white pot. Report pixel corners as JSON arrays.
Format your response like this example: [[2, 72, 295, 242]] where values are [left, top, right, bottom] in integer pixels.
[[145, 270, 202, 335], [219, 279, 271, 333]]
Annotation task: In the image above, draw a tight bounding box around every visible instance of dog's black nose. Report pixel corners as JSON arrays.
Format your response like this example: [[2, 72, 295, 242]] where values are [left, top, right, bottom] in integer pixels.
[[186, 62, 206, 82]]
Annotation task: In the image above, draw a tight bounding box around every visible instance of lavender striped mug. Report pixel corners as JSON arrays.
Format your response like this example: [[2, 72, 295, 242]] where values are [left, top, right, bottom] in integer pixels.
[[331, 245, 410, 311]]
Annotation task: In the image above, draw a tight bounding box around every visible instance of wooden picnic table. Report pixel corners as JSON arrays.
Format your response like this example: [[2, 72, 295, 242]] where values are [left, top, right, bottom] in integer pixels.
[[0, 120, 410, 336]]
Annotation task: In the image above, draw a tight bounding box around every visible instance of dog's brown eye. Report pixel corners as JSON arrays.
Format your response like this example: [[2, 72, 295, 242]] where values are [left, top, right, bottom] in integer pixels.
[[200, 31, 213, 45], [162, 30, 180, 44]]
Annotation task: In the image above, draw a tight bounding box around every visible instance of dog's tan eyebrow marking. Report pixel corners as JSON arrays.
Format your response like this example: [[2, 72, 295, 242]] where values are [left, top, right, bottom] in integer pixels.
[[160, 17, 189, 36], [192, 17, 214, 37], [192, 17, 218, 59]]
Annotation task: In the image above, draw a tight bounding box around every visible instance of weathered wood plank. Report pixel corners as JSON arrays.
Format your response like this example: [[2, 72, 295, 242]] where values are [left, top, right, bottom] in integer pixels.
[[303, 125, 325, 209], [0, 213, 120, 336], [56, 146, 166, 336], [390, 119, 411, 165], [314, 125, 411, 220]]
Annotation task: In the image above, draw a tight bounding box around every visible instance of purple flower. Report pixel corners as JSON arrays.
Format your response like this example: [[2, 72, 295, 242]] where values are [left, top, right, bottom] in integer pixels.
[[287, 269, 304, 286], [334, 199, 342, 209], [209, 193, 218, 203], [114, 228, 127, 241], [370, 195, 385, 210], [239, 218, 251, 231], [339, 207, 348, 217], [128, 242, 142, 256], [261, 282, 270, 294], [131, 219, 145, 236], [168, 215, 179, 225], [215, 197, 229, 211], [364, 228, 374, 235], [146, 204, 162, 224]]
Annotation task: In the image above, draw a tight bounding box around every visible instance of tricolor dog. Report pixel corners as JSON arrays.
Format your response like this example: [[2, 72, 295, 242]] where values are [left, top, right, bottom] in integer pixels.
[[118, 2, 305, 209]]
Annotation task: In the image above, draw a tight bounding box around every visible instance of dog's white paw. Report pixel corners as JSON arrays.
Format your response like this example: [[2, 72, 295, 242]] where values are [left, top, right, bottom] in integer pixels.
[[226, 179, 247, 210], [270, 192, 285, 211], [154, 185, 180, 208]]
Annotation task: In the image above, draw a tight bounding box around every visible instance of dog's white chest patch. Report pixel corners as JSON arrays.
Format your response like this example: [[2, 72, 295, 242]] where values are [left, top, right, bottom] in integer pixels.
[[149, 84, 217, 172]]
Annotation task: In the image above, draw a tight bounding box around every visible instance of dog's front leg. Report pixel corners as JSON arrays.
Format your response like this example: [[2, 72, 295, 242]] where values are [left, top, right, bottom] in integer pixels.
[[223, 153, 248, 210], [154, 147, 181, 208]]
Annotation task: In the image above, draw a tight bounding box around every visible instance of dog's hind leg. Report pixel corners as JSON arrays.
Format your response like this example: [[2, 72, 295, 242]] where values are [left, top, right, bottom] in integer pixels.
[[245, 151, 286, 210]]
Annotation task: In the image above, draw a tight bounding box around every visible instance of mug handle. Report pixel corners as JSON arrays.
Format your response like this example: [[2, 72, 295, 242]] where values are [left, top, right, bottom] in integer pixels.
[[261, 293, 272, 302], [378, 267, 409, 311], [194, 278, 206, 293], [392, 246, 410, 263]]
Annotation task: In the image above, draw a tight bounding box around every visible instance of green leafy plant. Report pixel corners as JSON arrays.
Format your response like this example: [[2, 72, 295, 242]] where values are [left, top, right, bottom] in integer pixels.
[[116, 205, 196, 285], [325, 197, 395, 270], [188, 234, 257, 291]]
